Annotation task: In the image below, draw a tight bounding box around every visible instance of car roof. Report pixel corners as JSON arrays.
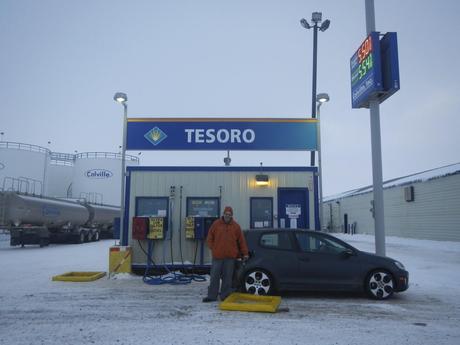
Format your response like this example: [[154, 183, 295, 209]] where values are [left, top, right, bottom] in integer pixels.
[[243, 228, 313, 233], [243, 228, 324, 237], [242, 228, 355, 250]]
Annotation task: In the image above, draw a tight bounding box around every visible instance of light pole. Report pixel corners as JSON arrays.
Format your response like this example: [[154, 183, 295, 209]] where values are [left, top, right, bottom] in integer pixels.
[[113, 92, 128, 245], [316, 93, 329, 231], [300, 12, 330, 167]]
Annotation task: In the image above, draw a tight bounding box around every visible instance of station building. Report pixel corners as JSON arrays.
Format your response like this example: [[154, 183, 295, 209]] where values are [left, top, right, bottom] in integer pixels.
[[123, 166, 318, 270], [323, 163, 460, 242], [121, 117, 320, 270]]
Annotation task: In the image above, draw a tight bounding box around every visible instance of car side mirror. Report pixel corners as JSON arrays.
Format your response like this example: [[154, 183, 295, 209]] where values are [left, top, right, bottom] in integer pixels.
[[341, 249, 355, 258]]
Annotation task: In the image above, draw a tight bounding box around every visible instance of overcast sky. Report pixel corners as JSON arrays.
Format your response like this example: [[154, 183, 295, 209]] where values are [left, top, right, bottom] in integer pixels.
[[1, 0, 459, 196]]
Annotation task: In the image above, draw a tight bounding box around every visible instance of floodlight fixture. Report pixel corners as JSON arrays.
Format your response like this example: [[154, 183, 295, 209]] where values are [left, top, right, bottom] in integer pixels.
[[316, 93, 330, 103], [300, 18, 311, 29], [255, 174, 269, 186], [312, 12, 322, 24], [255, 162, 269, 186], [320, 19, 330, 32], [114, 92, 128, 103]]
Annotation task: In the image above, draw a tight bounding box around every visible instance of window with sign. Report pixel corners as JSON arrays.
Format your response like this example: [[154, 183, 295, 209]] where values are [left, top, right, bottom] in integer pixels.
[[250, 197, 273, 229], [135, 197, 169, 217], [186, 197, 220, 217]]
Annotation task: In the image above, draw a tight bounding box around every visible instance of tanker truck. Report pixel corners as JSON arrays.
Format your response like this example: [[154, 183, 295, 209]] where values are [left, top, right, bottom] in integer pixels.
[[0, 191, 119, 247]]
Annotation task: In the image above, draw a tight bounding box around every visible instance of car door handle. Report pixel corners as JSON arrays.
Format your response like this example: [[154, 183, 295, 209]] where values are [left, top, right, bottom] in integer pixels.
[[298, 257, 310, 262]]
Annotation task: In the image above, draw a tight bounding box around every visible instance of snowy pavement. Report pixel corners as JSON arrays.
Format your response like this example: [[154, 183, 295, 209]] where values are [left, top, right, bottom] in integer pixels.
[[0, 233, 459, 345]]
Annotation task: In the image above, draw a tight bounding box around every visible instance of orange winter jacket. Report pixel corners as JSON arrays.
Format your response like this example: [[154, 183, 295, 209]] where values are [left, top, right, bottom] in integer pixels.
[[206, 217, 249, 259]]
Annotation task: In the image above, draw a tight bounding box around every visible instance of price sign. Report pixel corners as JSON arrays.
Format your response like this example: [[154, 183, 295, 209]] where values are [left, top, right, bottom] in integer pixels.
[[350, 32, 383, 108]]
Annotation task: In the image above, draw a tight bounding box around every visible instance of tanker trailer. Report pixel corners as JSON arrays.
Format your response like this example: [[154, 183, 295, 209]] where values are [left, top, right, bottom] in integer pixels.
[[83, 203, 120, 240], [0, 191, 91, 246]]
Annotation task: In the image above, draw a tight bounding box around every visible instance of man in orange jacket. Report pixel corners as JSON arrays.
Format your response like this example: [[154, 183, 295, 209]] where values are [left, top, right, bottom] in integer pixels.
[[202, 206, 249, 302]]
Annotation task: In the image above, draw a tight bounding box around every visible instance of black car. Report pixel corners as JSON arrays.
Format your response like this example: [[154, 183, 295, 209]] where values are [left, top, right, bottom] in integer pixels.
[[237, 229, 409, 300]]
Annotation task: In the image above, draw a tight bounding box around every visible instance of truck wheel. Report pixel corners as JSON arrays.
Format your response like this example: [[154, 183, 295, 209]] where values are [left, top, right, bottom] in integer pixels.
[[39, 239, 49, 247], [78, 231, 85, 244], [93, 231, 100, 242]]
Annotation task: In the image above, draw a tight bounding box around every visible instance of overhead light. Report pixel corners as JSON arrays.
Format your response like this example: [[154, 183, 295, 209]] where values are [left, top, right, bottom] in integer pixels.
[[320, 19, 330, 32], [316, 93, 330, 103], [311, 12, 322, 24], [300, 18, 311, 29], [255, 174, 269, 186], [224, 150, 231, 166], [113, 92, 128, 103]]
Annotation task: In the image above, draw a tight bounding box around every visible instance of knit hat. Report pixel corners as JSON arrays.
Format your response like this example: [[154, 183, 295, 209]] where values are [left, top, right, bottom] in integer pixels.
[[223, 206, 233, 215]]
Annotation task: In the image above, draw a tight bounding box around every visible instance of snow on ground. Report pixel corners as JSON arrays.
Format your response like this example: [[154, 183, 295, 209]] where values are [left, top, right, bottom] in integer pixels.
[[0, 232, 459, 345]]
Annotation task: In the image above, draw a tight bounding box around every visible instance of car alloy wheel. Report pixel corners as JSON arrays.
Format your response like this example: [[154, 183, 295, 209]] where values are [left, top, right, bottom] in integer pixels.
[[366, 270, 395, 300], [244, 269, 272, 295]]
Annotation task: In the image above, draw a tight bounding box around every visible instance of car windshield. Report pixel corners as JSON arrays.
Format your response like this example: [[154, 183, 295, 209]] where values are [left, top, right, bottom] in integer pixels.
[[296, 233, 348, 254]]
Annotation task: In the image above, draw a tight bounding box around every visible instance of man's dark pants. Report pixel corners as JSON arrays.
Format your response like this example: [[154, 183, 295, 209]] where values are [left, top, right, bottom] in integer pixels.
[[207, 258, 235, 300]]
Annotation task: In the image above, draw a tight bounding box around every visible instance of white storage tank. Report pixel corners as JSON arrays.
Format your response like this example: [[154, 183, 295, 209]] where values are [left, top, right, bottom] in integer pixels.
[[71, 152, 139, 206], [0, 142, 50, 195], [46, 153, 75, 198]]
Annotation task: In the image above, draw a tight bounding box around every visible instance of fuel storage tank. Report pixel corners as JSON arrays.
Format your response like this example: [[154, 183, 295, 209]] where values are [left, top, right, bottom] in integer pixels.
[[0, 142, 50, 195], [71, 152, 139, 206], [46, 152, 76, 198], [1, 192, 89, 228]]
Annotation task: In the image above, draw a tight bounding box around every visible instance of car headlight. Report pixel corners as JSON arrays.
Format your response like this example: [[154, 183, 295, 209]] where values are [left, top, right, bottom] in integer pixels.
[[394, 261, 405, 270]]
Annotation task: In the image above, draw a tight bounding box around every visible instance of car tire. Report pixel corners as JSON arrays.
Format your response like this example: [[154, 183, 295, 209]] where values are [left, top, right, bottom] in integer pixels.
[[365, 270, 395, 300], [243, 269, 274, 296]]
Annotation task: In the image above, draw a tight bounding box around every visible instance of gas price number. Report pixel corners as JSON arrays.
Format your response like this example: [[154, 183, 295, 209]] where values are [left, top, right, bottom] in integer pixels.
[[350, 32, 383, 109], [351, 35, 375, 86], [356, 36, 373, 80]]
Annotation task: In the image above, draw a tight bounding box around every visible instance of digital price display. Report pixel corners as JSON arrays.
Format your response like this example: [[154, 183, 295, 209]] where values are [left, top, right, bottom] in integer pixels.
[[350, 32, 383, 108]]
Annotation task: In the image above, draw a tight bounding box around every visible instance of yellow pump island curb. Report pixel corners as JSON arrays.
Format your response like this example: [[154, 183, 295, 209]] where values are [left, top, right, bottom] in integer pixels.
[[52, 271, 106, 282], [219, 293, 281, 313]]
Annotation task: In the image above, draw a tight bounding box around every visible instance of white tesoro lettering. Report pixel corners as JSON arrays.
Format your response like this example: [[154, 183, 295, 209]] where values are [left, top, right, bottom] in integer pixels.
[[230, 129, 241, 143], [217, 129, 229, 143], [184, 128, 255, 144], [242, 129, 255, 143], [195, 129, 205, 143], [185, 129, 194, 143], [205, 129, 216, 143]]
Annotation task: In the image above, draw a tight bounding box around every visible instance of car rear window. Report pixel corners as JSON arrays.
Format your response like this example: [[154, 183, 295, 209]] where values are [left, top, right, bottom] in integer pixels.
[[259, 232, 293, 250]]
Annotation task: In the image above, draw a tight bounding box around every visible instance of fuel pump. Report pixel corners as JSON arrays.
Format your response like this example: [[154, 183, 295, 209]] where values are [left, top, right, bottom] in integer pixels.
[[147, 217, 166, 239], [185, 216, 218, 265], [184, 216, 218, 240], [141, 185, 205, 286], [132, 217, 148, 240]]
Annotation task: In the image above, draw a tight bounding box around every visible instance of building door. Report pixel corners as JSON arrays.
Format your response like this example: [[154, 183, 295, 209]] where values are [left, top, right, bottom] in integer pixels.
[[277, 188, 309, 229], [250, 197, 273, 229]]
